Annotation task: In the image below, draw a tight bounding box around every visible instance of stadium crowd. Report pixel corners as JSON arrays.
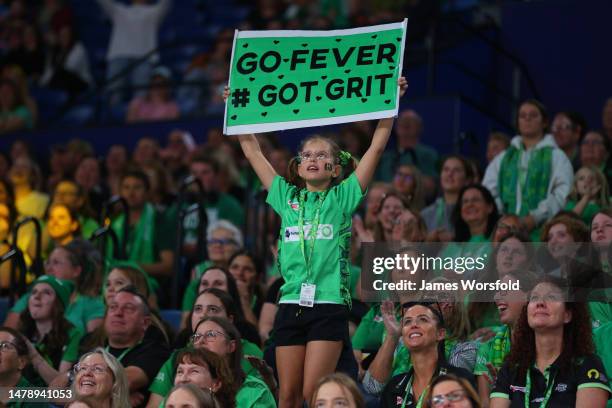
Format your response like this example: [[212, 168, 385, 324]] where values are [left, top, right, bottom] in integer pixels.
[[0, 1, 612, 408]]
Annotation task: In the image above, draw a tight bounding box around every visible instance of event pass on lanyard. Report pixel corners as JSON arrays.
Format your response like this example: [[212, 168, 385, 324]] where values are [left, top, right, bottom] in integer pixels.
[[299, 283, 316, 307]]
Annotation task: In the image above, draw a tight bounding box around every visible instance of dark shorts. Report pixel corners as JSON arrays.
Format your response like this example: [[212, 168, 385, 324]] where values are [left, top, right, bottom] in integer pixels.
[[274, 303, 349, 346]]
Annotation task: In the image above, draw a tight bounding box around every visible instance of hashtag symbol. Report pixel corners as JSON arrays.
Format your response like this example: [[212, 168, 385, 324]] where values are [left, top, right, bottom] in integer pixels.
[[232, 88, 250, 108]]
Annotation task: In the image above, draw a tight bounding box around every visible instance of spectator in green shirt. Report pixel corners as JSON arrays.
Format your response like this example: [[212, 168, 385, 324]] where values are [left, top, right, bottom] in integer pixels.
[[180, 222, 244, 328], [170, 348, 237, 408], [0, 79, 34, 134], [189, 317, 275, 408], [177, 154, 245, 261], [439, 185, 498, 278], [3, 239, 105, 333], [19, 275, 83, 385], [473, 271, 532, 407], [112, 170, 175, 279], [0, 327, 37, 408], [564, 166, 610, 226], [48, 179, 99, 240]]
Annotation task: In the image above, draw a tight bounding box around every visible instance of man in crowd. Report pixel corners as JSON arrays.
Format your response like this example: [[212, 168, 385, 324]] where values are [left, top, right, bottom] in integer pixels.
[[375, 109, 438, 197], [102, 287, 170, 406]]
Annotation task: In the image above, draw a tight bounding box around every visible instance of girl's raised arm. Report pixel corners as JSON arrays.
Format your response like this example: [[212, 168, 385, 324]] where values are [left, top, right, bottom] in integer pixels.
[[354, 77, 408, 192], [237, 133, 277, 190], [224, 86, 277, 190]]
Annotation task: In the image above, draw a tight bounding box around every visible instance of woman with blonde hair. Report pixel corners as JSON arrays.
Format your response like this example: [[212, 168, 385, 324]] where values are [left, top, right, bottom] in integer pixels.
[[72, 347, 130, 408], [165, 383, 218, 408], [392, 164, 426, 211], [310, 372, 365, 408], [565, 165, 610, 225]]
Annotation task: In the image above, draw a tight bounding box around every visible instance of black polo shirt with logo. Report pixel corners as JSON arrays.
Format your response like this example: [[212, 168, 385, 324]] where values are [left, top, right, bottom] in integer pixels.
[[491, 354, 611, 407], [380, 361, 476, 407]]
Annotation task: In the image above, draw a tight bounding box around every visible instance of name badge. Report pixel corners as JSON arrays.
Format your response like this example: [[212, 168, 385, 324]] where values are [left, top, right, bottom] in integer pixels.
[[299, 283, 316, 307]]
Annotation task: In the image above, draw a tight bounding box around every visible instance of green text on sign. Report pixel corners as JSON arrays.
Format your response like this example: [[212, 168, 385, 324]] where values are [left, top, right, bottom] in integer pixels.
[[224, 20, 407, 135]]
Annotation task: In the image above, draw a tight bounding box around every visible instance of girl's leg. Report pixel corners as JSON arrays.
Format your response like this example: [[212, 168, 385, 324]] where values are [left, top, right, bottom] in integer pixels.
[[276, 345, 306, 408], [303, 340, 343, 404]]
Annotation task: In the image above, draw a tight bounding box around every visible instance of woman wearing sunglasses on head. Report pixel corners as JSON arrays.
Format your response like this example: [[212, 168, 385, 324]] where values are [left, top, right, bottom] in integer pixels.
[[380, 302, 476, 408]]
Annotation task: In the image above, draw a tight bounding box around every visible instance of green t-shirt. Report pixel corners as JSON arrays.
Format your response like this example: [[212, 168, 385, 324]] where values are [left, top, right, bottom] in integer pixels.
[[589, 301, 612, 330], [10, 292, 105, 332], [564, 200, 602, 226], [1, 106, 33, 130], [149, 340, 263, 398], [266, 174, 364, 304], [80, 216, 99, 240], [594, 323, 612, 408], [349, 263, 361, 299], [351, 304, 384, 351], [236, 374, 277, 408], [181, 260, 215, 312], [473, 325, 511, 376], [61, 327, 85, 363]]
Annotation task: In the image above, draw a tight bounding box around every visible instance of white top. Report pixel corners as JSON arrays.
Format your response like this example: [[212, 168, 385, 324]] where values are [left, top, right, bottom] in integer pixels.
[[65, 42, 93, 85], [96, 0, 171, 60], [40, 42, 93, 87], [482, 134, 574, 225]]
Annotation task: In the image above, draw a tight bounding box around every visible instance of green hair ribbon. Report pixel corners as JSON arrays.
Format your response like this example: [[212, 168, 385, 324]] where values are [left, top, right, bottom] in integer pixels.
[[338, 150, 352, 166]]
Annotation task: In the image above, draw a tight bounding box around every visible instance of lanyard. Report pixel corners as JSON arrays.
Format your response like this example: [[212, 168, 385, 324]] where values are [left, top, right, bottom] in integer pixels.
[[401, 375, 427, 408], [400, 367, 447, 408], [297, 189, 327, 281], [524, 367, 556, 408], [106, 341, 141, 363]]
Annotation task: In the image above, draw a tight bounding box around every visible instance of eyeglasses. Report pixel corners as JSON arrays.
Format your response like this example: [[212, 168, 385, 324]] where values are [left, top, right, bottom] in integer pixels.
[[73, 364, 109, 375], [0, 341, 17, 353], [299, 151, 331, 162], [431, 390, 467, 407], [190, 330, 229, 344], [207, 238, 238, 246]]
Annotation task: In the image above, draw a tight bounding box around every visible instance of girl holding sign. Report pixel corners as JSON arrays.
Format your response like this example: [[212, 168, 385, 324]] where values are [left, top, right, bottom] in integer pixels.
[[226, 76, 407, 407]]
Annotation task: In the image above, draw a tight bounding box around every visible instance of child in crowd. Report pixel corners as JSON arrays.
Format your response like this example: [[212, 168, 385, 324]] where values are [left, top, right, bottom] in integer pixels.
[[227, 77, 408, 408], [565, 165, 610, 225]]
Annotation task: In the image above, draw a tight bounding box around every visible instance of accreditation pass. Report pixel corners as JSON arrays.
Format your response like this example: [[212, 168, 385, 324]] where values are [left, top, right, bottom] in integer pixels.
[[1, 387, 73, 404], [299, 283, 316, 307]]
